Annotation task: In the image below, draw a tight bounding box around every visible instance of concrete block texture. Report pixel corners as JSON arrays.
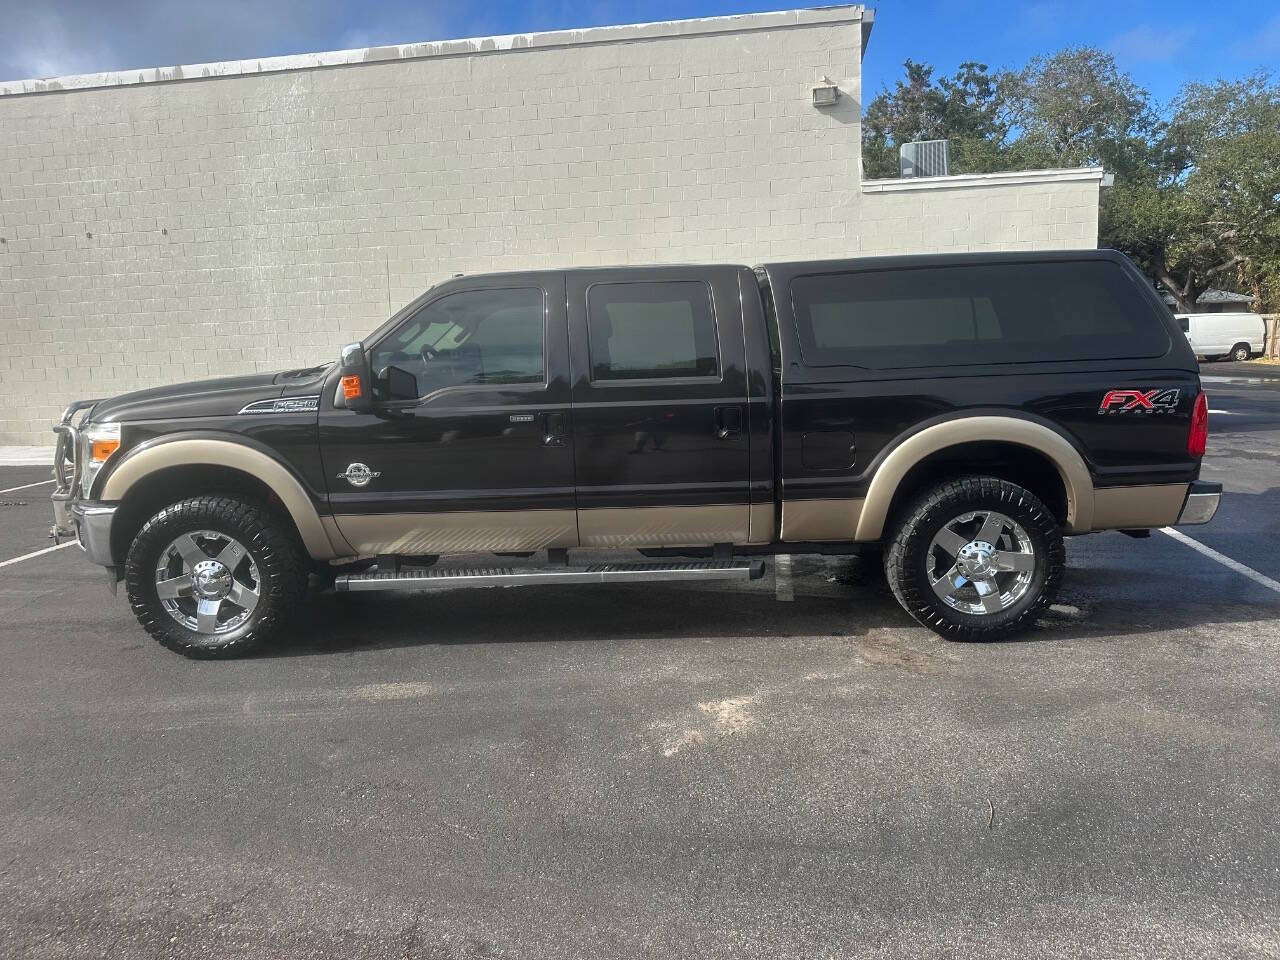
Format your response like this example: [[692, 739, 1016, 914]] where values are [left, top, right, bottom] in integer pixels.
[[0, 5, 1099, 443]]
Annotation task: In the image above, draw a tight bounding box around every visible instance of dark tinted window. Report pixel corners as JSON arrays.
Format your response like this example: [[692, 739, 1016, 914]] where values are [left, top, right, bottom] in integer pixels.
[[790, 260, 1169, 368], [1177, 316, 1190, 332], [588, 281, 719, 381], [371, 287, 545, 398]]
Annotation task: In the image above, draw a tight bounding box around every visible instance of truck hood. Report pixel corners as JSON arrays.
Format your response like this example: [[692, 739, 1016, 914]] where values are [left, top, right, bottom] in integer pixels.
[[89, 365, 330, 423]]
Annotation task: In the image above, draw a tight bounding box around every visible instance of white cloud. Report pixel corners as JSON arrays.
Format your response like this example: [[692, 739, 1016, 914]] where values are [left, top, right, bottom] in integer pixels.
[[1109, 23, 1195, 63], [0, 0, 463, 84], [1002, 2, 1071, 40], [1233, 13, 1280, 58]]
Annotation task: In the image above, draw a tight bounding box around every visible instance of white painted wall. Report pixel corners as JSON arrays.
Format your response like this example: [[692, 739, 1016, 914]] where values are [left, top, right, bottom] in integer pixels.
[[860, 169, 1103, 254], [0, 5, 1100, 443]]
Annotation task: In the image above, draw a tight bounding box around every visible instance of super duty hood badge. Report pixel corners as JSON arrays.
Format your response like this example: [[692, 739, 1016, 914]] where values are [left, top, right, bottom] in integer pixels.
[[337, 463, 380, 487], [238, 396, 320, 415]]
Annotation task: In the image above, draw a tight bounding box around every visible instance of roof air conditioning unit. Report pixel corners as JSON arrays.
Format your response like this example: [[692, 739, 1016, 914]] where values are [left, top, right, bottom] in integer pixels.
[[899, 139, 951, 178]]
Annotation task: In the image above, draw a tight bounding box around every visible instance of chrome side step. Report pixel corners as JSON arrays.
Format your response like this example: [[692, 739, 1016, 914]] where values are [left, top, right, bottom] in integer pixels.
[[335, 559, 766, 593]]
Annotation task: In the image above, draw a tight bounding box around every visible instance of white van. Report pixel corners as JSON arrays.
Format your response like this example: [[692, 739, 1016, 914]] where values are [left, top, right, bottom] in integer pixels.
[[1176, 312, 1267, 361]]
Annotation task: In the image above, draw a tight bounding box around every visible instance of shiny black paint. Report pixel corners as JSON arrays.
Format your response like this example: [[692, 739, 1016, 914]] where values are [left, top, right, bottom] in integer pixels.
[[91, 367, 332, 503], [565, 265, 752, 513], [317, 272, 576, 517], [87, 249, 1200, 544], [95, 424, 328, 508], [91, 365, 329, 424], [761, 251, 1202, 503], [739, 267, 779, 537]]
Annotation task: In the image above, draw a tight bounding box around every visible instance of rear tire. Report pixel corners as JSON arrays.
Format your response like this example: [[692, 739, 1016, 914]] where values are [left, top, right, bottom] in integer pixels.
[[884, 476, 1064, 641], [1230, 343, 1252, 362], [124, 496, 308, 659]]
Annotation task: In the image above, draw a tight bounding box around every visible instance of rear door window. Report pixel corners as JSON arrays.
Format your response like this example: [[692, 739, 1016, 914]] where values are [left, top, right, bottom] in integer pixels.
[[789, 260, 1170, 368], [586, 281, 720, 381]]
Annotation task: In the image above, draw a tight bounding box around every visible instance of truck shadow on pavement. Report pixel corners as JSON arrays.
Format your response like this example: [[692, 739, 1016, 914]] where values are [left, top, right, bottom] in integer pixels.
[[263, 550, 1280, 659], [273, 578, 903, 657]]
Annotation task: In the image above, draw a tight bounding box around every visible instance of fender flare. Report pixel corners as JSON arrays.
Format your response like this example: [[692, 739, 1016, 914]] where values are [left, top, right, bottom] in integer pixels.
[[101, 437, 344, 559], [853, 415, 1094, 541]]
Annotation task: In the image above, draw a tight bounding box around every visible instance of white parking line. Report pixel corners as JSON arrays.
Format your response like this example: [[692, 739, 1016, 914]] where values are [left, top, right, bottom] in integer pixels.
[[1207, 409, 1240, 416], [774, 554, 794, 602], [0, 478, 54, 494], [0, 540, 76, 569], [1160, 528, 1280, 596]]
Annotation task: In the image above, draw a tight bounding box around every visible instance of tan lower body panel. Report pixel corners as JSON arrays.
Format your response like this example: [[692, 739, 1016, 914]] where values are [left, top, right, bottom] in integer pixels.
[[333, 510, 578, 555], [320, 515, 356, 556], [780, 498, 864, 542], [779, 485, 1187, 540], [577, 504, 749, 548], [1090, 483, 1189, 530], [748, 502, 775, 545]]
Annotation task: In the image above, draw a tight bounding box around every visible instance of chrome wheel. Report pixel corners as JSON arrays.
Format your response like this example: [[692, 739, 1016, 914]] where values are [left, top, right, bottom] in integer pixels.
[[154, 530, 260, 636], [927, 510, 1036, 616]]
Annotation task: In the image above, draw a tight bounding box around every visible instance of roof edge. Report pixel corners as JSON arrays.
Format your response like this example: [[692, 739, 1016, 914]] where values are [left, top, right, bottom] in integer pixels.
[[0, 5, 867, 98], [862, 166, 1107, 193]]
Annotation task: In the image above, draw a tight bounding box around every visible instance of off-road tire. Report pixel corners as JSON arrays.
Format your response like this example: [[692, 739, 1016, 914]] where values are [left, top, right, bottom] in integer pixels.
[[884, 476, 1064, 641], [1230, 343, 1252, 362], [125, 496, 307, 658]]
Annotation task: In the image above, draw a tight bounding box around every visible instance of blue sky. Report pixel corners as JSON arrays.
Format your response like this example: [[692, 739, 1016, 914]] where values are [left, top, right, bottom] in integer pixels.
[[2, 0, 1276, 108]]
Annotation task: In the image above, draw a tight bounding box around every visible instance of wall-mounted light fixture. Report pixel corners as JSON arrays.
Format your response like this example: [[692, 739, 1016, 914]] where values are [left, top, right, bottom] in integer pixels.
[[812, 78, 840, 107]]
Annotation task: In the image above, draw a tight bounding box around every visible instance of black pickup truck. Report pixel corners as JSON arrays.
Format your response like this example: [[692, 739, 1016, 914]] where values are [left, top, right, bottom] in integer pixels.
[[51, 250, 1219, 658]]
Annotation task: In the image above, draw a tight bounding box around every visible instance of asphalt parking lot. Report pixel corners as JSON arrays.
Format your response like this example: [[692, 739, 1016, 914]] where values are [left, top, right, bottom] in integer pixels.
[[2, 370, 1279, 959]]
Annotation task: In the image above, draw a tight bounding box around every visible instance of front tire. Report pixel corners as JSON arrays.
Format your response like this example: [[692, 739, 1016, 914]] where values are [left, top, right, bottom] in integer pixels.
[[1230, 343, 1252, 362], [884, 477, 1064, 641], [124, 496, 308, 658]]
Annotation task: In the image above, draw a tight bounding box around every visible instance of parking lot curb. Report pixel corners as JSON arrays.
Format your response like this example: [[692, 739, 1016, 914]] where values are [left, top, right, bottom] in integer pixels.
[[0, 446, 54, 466]]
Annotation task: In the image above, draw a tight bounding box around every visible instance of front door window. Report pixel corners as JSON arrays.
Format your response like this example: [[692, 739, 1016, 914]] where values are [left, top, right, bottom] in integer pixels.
[[370, 287, 546, 400]]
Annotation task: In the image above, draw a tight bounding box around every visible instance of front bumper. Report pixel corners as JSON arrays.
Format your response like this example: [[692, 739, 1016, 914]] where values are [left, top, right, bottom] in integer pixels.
[[50, 397, 116, 569], [1176, 481, 1222, 525], [53, 498, 117, 568], [71, 502, 118, 567]]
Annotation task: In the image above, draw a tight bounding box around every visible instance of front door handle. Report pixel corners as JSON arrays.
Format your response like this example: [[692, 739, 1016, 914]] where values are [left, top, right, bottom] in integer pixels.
[[540, 411, 569, 447], [714, 405, 743, 441]]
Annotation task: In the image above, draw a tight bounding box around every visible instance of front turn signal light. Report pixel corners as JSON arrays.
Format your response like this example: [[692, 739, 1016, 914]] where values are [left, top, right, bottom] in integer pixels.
[[90, 437, 120, 462], [80, 422, 122, 497], [85, 423, 122, 463], [341, 375, 363, 399]]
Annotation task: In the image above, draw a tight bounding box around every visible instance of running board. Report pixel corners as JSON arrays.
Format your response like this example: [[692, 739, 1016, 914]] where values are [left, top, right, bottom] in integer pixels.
[[334, 559, 766, 593]]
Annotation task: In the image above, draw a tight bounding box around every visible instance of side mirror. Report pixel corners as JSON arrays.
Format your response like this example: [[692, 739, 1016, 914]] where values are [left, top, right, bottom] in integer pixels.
[[384, 364, 419, 402], [338, 342, 373, 414]]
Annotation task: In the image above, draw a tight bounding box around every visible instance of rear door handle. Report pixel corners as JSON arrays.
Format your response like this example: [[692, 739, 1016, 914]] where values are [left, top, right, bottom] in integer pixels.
[[714, 405, 742, 440], [540, 411, 569, 447]]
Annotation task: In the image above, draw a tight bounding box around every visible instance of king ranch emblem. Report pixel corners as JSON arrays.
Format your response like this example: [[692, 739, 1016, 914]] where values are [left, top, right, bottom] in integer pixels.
[[337, 463, 381, 487], [1098, 388, 1181, 415]]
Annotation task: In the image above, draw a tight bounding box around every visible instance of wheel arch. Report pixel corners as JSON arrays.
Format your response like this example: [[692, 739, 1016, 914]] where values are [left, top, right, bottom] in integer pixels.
[[855, 416, 1093, 541], [102, 437, 345, 561]]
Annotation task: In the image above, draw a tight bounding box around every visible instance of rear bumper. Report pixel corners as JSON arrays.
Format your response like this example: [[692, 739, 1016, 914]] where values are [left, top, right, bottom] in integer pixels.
[[1176, 481, 1221, 526]]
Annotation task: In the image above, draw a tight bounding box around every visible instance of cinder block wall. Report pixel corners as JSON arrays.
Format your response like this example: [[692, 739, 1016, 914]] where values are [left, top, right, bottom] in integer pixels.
[[859, 174, 1102, 253], [0, 5, 1098, 444]]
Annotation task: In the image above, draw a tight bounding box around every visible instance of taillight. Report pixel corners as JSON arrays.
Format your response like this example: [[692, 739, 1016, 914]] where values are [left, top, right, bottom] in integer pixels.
[[1188, 390, 1208, 457]]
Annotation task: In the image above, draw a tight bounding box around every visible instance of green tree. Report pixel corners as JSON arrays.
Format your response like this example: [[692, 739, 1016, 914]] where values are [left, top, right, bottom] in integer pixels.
[[998, 47, 1162, 180], [862, 52, 1280, 313], [861, 60, 1007, 178], [1111, 74, 1280, 313]]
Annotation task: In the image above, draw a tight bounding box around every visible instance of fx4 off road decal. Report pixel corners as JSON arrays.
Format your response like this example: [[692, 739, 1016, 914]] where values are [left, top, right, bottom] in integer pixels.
[[1098, 388, 1181, 415]]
